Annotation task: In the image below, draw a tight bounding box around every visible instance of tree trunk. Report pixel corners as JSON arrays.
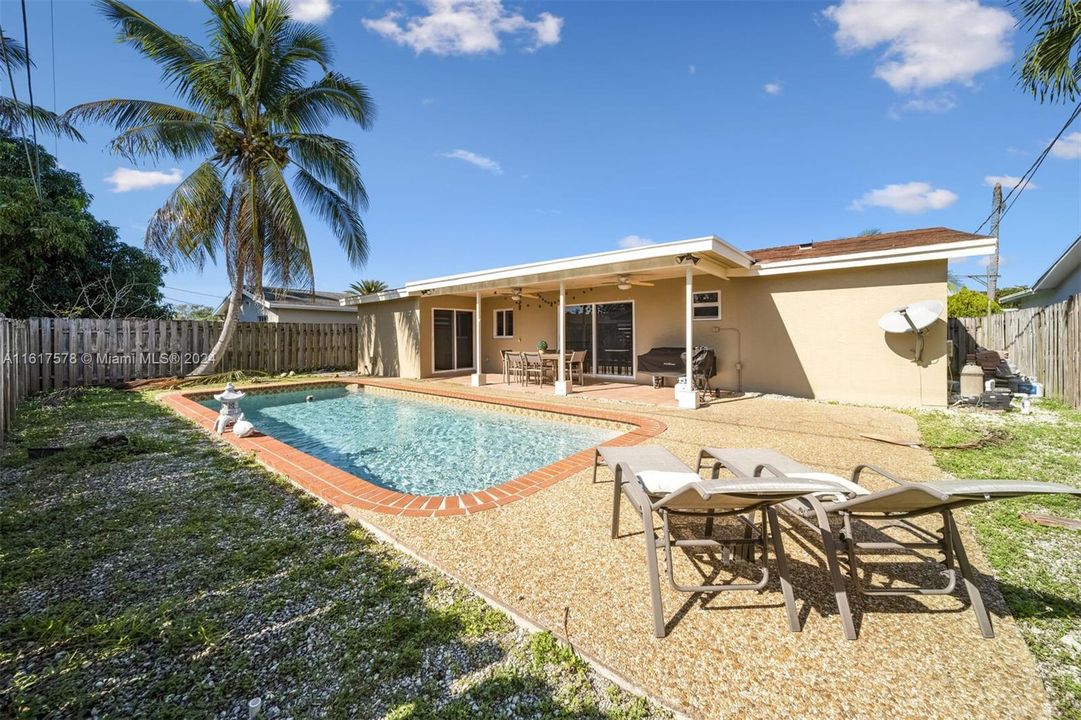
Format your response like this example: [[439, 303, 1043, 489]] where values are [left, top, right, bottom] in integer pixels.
[[189, 280, 243, 377]]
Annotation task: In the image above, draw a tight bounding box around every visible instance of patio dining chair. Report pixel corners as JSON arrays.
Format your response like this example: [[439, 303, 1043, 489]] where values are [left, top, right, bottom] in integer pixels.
[[697, 447, 1081, 640], [504, 350, 524, 384], [521, 352, 544, 386], [566, 350, 587, 384], [597, 446, 839, 638]]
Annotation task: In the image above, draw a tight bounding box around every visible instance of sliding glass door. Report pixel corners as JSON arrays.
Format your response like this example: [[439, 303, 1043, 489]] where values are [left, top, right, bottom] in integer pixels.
[[563, 301, 634, 378], [433, 309, 474, 372]]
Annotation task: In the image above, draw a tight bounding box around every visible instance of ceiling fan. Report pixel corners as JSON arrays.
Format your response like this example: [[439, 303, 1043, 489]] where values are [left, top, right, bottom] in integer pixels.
[[601, 275, 654, 291], [497, 287, 540, 302]]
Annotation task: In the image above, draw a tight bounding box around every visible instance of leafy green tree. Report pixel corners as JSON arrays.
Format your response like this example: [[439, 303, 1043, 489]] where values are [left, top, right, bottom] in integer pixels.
[[67, 0, 375, 375], [348, 279, 388, 295], [173, 303, 217, 320], [0, 131, 168, 318], [1015, 0, 1081, 102], [948, 287, 1002, 317], [1, 31, 82, 141]]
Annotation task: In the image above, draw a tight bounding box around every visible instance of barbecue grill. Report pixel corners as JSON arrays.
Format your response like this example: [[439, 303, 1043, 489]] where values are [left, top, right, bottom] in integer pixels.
[[637, 347, 716, 390]]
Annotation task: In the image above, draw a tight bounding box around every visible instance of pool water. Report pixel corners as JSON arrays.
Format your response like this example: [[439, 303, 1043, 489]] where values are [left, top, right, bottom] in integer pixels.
[[201, 387, 618, 496]]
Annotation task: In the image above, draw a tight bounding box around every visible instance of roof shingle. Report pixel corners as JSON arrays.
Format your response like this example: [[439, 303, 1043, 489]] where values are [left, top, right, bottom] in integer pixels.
[[746, 227, 986, 264]]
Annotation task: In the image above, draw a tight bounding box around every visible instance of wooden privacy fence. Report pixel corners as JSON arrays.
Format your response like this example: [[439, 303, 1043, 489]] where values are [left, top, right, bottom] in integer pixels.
[[948, 293, 1080, 408], [1, 317, 32, 437], [19, 318, 358, 394]]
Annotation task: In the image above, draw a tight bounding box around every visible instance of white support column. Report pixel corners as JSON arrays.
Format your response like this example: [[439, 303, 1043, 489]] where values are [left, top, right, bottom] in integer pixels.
[[471, 291, 485, 386], [675, 265, 699, 409], [554, 280, 570, 396]]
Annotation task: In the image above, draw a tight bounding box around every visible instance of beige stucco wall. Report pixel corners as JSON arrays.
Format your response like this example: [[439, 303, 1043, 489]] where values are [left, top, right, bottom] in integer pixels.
[[270, 308, 358, 324], [356, 260, 949, 406], [357, 297, 422, 378]]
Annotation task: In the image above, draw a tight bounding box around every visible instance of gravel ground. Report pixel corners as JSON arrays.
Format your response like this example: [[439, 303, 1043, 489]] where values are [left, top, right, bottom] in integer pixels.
[[0, 388, 668, 720], [345, 378, 1057, 720]]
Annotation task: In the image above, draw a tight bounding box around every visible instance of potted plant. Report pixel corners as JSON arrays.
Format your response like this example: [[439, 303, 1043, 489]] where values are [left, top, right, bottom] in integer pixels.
[[536, 340, 548, 352]]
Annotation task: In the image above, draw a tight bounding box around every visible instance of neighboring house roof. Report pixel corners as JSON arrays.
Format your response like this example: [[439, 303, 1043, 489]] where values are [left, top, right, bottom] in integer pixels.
[[342, 226, 996, 306], [746, 227, 987, 263], [216, 286, 355, 315], [999, 234, 1081, 304]]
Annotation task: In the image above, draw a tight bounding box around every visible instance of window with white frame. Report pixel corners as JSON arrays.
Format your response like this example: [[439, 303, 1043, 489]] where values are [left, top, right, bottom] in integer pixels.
[[494, 308, 514, 338], [692, 291, 721, 320]]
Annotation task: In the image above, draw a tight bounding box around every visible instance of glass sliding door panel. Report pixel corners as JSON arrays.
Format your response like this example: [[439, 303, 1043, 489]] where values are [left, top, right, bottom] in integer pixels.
[[595, 302, 633, 376], [564, 304, 593, 371], [433, 309, 454, 371], [455, 310, 474, 369]]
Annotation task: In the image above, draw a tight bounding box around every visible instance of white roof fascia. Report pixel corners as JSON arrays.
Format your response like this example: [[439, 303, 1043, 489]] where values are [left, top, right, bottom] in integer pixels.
[[340, 289, 415, 306], [401, 236, 752, 294]]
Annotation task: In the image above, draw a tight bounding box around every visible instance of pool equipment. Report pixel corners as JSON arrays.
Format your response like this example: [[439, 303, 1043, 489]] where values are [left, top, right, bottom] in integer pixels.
[[877, 299, 944, 363], [212, 382, 246, 434]]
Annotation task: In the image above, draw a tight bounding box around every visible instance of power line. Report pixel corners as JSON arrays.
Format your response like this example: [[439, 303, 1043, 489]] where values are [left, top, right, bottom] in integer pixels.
[[164, 285, 227, 299], [19, 0, 41, 195], [974, 101, 1081, 235], [49, 0, 56, 158], [0, 23, 39, 195]]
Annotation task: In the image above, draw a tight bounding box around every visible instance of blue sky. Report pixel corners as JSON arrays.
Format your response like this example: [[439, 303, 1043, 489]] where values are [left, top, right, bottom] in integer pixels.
[[3, 0, 1080, 307]]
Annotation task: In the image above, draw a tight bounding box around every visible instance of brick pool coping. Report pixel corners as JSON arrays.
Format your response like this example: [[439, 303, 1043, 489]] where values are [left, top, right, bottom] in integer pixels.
[[160, 378, 665, 518]]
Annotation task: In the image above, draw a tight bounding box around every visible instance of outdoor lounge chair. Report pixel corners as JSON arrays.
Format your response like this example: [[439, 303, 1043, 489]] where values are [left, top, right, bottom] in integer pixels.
[[596, 446, 839, 637], [696, 447, 1081, 640]]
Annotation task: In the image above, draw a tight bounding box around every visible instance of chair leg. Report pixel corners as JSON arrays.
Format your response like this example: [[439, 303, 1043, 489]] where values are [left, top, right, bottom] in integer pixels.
[[807, 503, 858, 640], [767, 508, 801, 632], [644, 506, 666, 637], [610, 462, 623, 539], [945, 511, 994, 638]]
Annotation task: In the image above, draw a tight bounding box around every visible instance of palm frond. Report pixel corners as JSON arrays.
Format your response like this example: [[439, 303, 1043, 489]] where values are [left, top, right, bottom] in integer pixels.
[[282, 133, 367, 209], [258, 159, 312, 289], [0, 30, 30, 70], [293, 167, 369, 267], [277, 73, 376, 133], [1, 97, 84, 140], [145, 161, 227, 269], [1014, 0, 1081, 102]]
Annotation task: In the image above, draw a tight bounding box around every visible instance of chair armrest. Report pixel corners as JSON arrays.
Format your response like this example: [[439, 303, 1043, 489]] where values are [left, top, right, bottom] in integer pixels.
[[851, 463, 912, 487], [753, 463, 786, 478], [615, 461, 650, 514]]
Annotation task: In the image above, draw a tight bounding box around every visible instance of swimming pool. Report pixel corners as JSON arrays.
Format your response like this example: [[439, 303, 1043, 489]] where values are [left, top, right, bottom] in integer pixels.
[[200, 386, 619, 496]]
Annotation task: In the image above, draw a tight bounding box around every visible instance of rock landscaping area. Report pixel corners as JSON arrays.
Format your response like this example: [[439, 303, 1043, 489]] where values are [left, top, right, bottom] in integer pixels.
[[0, 389, 667, 720]]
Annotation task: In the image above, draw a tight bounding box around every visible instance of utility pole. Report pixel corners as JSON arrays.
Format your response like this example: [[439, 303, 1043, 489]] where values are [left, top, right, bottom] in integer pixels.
[[987, 182, 1002, 304]]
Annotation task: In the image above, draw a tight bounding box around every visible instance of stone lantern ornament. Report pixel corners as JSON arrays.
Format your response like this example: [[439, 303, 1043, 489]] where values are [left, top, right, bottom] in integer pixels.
[[213, 383, 246, 434]]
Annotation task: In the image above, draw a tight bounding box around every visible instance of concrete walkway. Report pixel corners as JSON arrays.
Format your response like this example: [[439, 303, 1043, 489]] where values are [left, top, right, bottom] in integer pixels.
[[345, 379, 1052, 720]]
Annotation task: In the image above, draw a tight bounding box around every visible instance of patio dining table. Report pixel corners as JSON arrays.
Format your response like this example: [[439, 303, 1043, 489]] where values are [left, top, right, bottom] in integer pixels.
[[539, 352, 570, 385]]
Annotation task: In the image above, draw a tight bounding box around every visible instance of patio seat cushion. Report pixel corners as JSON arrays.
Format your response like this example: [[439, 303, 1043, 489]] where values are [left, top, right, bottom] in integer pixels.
[[636, 470, 703, 495], [782, 471, 871, 500]]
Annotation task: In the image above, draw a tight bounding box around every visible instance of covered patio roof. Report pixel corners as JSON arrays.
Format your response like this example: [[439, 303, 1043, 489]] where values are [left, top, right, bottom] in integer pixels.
[[341, 227, 995, 305]]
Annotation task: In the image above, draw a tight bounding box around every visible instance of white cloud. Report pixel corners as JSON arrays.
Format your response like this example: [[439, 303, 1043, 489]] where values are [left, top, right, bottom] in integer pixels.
[[850, 181, 958, 213], [106, 167, 182, 193], [688, 64, 696, 75], [363, 0, 563, 55], [421, 97, 437, 106], [823, 0, 1013, 92], [764, 82, 782, 95], [1050, 131, 1081, 160], [984, 175, 1034, 190], [238, 0, 333, 23], [617, 235, 654, 249], [442, 149, 502, 174], [900, 92, 957, 114]]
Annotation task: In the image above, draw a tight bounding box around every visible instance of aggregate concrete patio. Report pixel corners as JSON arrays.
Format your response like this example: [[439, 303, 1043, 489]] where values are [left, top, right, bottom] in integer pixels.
[[341, 379, 1053, 720]]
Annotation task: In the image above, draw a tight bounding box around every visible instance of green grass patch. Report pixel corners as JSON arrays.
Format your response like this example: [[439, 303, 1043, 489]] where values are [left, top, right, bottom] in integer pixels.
[[911, 401, 1081, 720], [0, 388, 666, 719]]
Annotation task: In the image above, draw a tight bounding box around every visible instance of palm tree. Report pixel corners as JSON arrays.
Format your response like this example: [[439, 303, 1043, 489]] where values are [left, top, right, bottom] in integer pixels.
[[1, 31, 82, 140], [1015, 0, 1080, 102], [66, 0, 374, 375], [348, 279, 388, 295]]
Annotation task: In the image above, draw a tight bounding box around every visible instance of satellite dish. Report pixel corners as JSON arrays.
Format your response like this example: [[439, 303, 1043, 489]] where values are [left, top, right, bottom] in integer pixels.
[[877, 299, 944, 362]]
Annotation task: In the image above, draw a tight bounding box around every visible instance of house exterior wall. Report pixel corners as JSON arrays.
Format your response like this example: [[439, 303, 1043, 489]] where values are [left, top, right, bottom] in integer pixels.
[[357, 297, 422, 378], [270, 307, 358, 324], [354, 260, 949, 407]]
